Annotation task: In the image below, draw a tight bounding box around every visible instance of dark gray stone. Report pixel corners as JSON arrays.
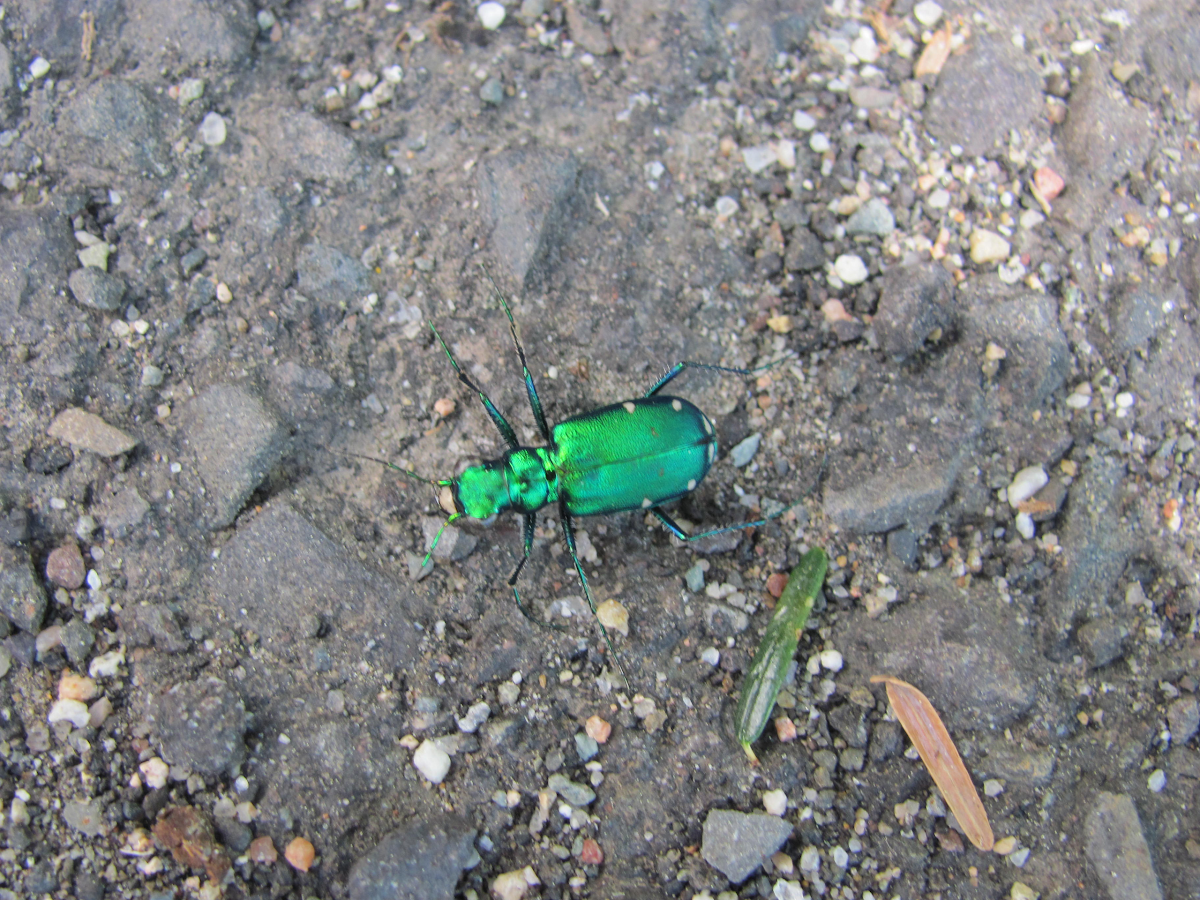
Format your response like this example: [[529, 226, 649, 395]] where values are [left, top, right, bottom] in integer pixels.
[[886, 527, 919, 568], [180, 247, 208, 275], [0, 546, 47, 633], [0, 207, 76, 325], [296, 244, 371, 305], [61, 617, 95, 666], [924, 36, 1042, 156], [1127, 319, 1200, 438], [74, 867, 105, 900], [214, 816, 252, 853], [239, 103, 362, 185], [1043, 458, 1134, 659], [844, 570, 1038, 731], [1084, 793, 1163, 900], [348, 814, 477, 900], [784, 229, 826, 271], [116, 604, 187, 653], [1109, 281, 1175, 356], [61, 79, 172, 178], [144, 677, 247, 776], [122, 0, 256, 69], [21, 0, 124, 76], [873, 262, 955, 360], [1077, 617, 1130, 668], [980, 742, 1056, 787], [1061, 56, 1155, 191], [67, 267, 126, 311], [477, 147, 579, 289], [179, 383, 287, 529], [701, 809, 793, 884]]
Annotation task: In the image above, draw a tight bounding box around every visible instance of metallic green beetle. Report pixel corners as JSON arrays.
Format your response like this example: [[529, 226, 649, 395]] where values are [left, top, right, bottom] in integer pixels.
[[402, 272, 801, 684]]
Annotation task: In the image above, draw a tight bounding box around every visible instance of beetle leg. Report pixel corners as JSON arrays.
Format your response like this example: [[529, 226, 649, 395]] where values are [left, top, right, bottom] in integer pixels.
[[508, 513, 566, 631], [429, 321, 520, 450], [561, 499, 632, 691], [482, 265, 552, 442], [644, 358, 791, 397]]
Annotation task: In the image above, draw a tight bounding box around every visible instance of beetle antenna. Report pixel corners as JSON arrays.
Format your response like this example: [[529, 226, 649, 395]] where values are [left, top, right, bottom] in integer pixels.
[[340, 451, 439, 489], [423, 512, 461, 567]]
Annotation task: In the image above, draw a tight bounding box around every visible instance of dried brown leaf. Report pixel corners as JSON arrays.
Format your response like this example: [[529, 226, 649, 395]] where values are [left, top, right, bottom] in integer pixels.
[[871, 675, 995, 851], [914, 24, 953, 78]]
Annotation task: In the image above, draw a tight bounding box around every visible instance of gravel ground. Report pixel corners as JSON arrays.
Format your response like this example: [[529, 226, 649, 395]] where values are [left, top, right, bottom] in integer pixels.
[[0, 1, 1198, 898]]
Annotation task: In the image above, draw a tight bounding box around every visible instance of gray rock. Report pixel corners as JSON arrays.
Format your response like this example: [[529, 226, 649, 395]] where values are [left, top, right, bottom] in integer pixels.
[[477, 147, 579, 289], [886, 527, 919, 568], [23, 0, 124, 76], [116, 604, 186, 653], [144, 677, 247, 776], [63, 799, 105, 837], [102, 486, 150, 538], [1168, 697, 1199, 744], [873, 262, 955, 360], [0, 207, 76, 324], [68, 267, 126, 311], [122, 0, 256, 69], [348, 814, 477, 900], [296, 244, 371, 305], [1109, 281, 1175, 356], [1084, 793, 1163, 900], [1042, 458, 1134, 659], [240, 102, 362, 185], [548, 773, 596, 806], [421, 517, 479, 562], [180, 247, 208, 275], [924, 36, 1042, 156], [730, 433, 761, 467], [47, 407, 138, 457], [844, 570, 1037, 731], [61, 617, 95, 666], [980, 743, 1056, 787], [479, 77, 504, 105], [1127, 318, 1200, 439], [844, 198, 895, 236], [784, 229, 826, 271], [0, 546, 48, 633], [701, 809, 793, 883], [179, 383, 287, 529], [1061, 55, 1155, 190], [61, 79, 171, 177], [1076, 618, 1130, 669]]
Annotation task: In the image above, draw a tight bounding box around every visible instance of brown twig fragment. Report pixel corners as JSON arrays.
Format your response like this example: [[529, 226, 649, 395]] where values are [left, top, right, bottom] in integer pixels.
[[81, 11, 96, 63], [871, 675, 995, 851]]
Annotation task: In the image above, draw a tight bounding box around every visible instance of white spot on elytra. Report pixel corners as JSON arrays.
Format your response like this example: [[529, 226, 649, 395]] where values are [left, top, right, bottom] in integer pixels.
[[687, 479, 697, 491], [707, 444, 716, 461], [623, 402, 636, 414], [641, 497, 652, 508], [671, 399, 682, 411], [702, 417, 713, 435]]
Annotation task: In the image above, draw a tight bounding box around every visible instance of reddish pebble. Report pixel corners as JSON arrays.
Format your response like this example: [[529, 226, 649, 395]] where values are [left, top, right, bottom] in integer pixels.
[[248, 836, 278, 864], [1033, 166, 1065, 200], [774, 715, 798, 743], [433, 397, 456, 417], [937, 829, 964, 853], [579, 838, 604, 865], [585, 715, 611, 744], [766, 572, 788, 599], [46, 542, 86, 589], [284, 837, 315, 872]]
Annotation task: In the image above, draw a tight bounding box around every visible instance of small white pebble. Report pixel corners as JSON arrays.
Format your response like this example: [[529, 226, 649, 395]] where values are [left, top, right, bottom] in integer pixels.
[[216, 282, 233, 303], [413, 740, 452, 784], [792, 110, 816, 131], [478, 1, 506, 30], [715, 196, 739, 218], [762, 789, 787, 816], [913, 0, 944, 26], [831, 846, 849, 868], [1115, 391, 1135, 408], [1008, 847, 1031, 868], [140, 757, 170, 790], [1007, 466, 1048, 506], [983, 779, 1005, 797], [809, 132, 831, 153], [30, 57, 51, 79], [1065, 392, 1091, 409], [799, 846, 820, 872], [198, 112, 227, 146], [48, 699, 90, 728], [818, 649, 844, 672], [700, 647, 720, 666], [1015, 512, 1035, 540], [1147, 769, 1166, 793], [834, 254, 868, 285]]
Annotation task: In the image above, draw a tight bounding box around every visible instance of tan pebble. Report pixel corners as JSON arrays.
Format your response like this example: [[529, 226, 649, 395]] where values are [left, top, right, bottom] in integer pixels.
[[248, 836, 277, 864], [766, 314, 793, 334], [594, 598, 628, 636], [585, 715, 611, 744], [993, 835, 1018, 855], [59, 672, 98, 702], [774, 715, 798, 742], [216, 282, 233, 303], [766, 572, 788, 599], [433, 397, 456, 417], [284, 836, 315, 872], [88, 696, 113, 728], [1033, 166, 1064, 201]]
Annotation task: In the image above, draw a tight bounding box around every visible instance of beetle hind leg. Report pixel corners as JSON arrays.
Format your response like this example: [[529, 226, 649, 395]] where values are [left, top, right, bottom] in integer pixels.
[[508, 513, 564, 631]]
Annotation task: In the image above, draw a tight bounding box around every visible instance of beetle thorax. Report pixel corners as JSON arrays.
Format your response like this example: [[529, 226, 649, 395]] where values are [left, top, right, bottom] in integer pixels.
[[454, 448, 557, 519]]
